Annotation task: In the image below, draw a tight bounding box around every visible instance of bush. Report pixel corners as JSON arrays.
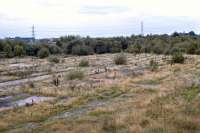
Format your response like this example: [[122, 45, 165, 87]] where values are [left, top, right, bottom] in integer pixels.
[[4, 44, 13, 58], [49, 44, 62, 54], [48, 56, 60, 63], [149, 59, 158, 72], [114, 53, 127, 65], [66, 69, 84, 80], [171, 52, 185, 64], [79, 59, 89, 67], [72, 45, 93, 56], [37, 48, 50, 58], [126, 44, 141, 54], [14, 45, 26, 57]]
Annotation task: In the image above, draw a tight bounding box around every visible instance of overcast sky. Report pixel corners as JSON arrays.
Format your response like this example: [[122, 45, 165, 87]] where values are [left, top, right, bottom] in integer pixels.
[[0, 0, 200, 38]]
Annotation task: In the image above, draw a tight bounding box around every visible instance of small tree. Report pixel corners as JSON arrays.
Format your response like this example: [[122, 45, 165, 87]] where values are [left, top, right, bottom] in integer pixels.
[[37, 48, 50, 58]]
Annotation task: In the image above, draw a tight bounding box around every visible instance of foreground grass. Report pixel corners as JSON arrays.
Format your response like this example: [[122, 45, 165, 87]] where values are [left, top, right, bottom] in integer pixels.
[[0, 86, 129, 132]]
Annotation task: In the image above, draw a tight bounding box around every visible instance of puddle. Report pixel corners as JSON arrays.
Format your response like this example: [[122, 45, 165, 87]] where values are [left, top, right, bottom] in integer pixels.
[[0, 94, 54, 111]]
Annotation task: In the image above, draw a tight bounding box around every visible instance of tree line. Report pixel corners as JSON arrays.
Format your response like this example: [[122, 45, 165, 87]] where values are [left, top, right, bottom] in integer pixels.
[[0, 31, 200, 58]]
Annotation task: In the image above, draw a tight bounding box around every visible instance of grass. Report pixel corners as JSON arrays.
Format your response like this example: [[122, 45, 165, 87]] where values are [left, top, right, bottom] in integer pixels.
[[134, 75, 168, 85], [144, 82, 200, 132], [1, 54, 200, 133], [181, 85, 200, 102], [0, 86, 127, 132], [89, 108, 114, 117]]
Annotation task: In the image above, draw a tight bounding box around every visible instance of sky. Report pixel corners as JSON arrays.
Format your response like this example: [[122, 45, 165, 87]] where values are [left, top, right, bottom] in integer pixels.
[[0, 0, 200, 38]]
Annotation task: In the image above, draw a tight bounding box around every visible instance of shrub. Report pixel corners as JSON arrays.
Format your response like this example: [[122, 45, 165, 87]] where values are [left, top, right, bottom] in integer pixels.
[[127, 44, 141, 54], [171, 52, 185, 64], [49, 44, 62, 54], [152, 43, 166, 54], [66, 69, 84, 80], [149, 59, 158, 72], [4, 44, 13, 58], [169, 47, 180, 55], [72, 45, 93, 55], [37, 48, 50, 58], [48, 56, 60, 63], [14, 45, 26, 57], [79, 59, 89, 67], [114, 53, 127, 65]]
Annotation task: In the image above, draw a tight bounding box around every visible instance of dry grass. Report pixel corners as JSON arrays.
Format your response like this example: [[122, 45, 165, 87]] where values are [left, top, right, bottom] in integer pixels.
[[1, 54, 200, 132]]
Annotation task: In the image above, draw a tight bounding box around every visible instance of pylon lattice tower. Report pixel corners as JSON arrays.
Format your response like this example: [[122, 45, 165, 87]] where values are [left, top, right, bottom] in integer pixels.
[[32, 25, 35, 42]]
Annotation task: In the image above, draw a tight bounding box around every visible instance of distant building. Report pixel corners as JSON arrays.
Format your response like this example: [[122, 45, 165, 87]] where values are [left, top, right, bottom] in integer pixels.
[[6, 37, 57, 45]]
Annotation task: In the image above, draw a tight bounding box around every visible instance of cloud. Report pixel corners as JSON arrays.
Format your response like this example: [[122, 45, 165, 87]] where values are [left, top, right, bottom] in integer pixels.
[[79, 5, 129, 15], [0, 0, 200, 38]]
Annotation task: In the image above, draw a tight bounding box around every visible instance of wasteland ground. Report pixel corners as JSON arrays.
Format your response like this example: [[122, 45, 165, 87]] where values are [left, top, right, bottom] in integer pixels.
[[0, 53, 200, 133]]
